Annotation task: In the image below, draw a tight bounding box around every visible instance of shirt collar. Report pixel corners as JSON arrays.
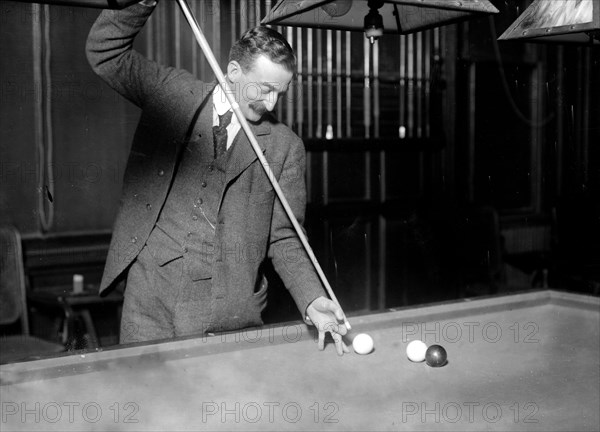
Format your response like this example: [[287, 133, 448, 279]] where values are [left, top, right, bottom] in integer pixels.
[[212, 83, 233, 116]]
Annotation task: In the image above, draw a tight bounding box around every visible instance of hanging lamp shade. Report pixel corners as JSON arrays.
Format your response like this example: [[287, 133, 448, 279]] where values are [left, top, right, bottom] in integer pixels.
[[261, 0, 499, 36], [499, 0, 600, 45], [9, 0, 139, 8]]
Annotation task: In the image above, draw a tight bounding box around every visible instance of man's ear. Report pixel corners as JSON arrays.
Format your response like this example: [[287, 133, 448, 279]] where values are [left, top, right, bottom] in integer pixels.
[[227, 61, 242, 82]]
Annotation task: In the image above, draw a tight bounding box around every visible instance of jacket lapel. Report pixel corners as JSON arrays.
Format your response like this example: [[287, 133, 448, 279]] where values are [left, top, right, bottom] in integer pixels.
[[225, 120, 271, 185], [176, 81, 216, 159]]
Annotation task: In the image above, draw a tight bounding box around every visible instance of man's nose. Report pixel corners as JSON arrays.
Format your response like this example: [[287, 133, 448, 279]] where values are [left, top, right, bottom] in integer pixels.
[[264, 93, 277, 111]]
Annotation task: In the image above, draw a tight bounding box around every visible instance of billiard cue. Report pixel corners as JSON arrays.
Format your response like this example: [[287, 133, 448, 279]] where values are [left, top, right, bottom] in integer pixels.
[[175, 0, 351, 331]]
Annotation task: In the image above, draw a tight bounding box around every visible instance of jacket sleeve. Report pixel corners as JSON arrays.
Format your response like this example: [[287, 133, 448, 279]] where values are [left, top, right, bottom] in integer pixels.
[[86, 2, 185, 108], [268, 136, 327, 316]]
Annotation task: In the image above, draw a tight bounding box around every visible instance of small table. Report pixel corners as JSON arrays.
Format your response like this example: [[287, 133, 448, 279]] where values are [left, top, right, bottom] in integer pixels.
[[28, 285, 123, 349]]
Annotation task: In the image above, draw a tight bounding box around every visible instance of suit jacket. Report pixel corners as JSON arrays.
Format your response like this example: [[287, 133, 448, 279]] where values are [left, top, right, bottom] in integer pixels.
[[86, 3, 325, 329]]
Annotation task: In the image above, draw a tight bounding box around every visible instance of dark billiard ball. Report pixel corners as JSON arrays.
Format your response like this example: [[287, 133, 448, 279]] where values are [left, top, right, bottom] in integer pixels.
[[425, 345, 447, 367]]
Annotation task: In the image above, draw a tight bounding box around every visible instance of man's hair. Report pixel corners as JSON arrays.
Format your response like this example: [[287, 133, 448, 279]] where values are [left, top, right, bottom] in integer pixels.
[[229, 26, 296, 73]]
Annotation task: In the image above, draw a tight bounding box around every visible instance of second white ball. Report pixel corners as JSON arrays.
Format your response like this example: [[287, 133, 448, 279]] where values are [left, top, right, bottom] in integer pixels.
[[406, 340, 427, 362]]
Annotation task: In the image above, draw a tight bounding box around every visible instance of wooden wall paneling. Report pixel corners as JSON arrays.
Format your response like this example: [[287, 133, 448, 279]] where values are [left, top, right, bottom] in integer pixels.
[[326, 29, 332, 140], [385, 150, 424, 202], [328, 151, 368, 201], [580, 48, 591, 188], [336, 30, 342, 138], [247, 0, 255, 27], [254, 0, 261, 25], [439, 26, 453, 197], [416, 32, 422, 138], [33, 4, 53, 232], [173, 1, 181, 69], [424, 30, 431, 139], [211, 0, 221, 67], [229, 0, 236, 51], [156, 1, 168, 65], [306, 28, 314, 201], [50, 5, 137, 234], [377, 214, 386, 309], [467, 62, 476, 203], [345, 32, 351, 138], [531, 62, 543, 213], [416, 33, 425, 194], [0, 2, 139, 237], [469, 61, 538, 212], [384, 218, 408, 307], [555, 47, 564, 197], [240, 0, 247, 36], [326, 216, 374, 311], [1, 2, 38, 232]]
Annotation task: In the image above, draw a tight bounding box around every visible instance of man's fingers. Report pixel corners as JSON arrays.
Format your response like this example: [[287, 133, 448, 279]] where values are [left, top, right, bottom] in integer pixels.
[[317, 328, 325, 351], [321, 321, 348, 336], [332, 332, 349, 356]]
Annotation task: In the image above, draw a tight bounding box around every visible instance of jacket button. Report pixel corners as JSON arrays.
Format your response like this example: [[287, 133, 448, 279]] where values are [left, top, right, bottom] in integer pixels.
[[197, 198, 203, 205], [201, 181, 207, 188], [158, 169, 165, 176], [192, 215, 198, 221], [146, 203, 152, 210]]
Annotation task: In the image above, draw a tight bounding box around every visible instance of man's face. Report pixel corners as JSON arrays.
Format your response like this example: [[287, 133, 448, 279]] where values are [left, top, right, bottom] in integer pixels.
[[226, 55, 293, 122]]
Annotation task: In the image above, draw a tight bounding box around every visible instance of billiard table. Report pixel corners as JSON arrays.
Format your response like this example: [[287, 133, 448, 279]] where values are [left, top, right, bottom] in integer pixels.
[[1, 290, 598, 431]]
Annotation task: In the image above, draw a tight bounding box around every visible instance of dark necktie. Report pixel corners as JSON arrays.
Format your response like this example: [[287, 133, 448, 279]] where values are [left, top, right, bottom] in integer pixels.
[[213, 110, 233, 159]]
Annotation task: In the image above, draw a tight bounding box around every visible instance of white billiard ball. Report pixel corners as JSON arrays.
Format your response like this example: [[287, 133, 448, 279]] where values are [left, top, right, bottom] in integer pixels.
[[352, 333, 374, 355], [406, 340, 427, 362]]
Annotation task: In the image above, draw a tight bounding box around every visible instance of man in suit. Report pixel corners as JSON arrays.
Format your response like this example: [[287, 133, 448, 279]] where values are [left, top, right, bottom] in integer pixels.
[[86, 0, 349, 355]]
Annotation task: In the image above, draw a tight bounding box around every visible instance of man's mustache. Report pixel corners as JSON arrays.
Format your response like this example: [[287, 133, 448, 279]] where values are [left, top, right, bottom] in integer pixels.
[[249, 102, 267, 116]]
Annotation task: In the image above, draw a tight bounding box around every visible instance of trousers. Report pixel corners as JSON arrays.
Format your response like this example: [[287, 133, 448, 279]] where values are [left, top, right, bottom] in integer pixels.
[[119, 244, 213, 344]]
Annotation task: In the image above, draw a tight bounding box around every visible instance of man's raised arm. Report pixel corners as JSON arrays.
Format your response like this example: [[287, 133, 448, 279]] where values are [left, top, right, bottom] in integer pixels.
[[86, 0, 167, 108]]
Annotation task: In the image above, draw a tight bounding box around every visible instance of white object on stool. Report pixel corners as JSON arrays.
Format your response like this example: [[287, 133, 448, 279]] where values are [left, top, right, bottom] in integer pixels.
[[73, 274, 84, 294]]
